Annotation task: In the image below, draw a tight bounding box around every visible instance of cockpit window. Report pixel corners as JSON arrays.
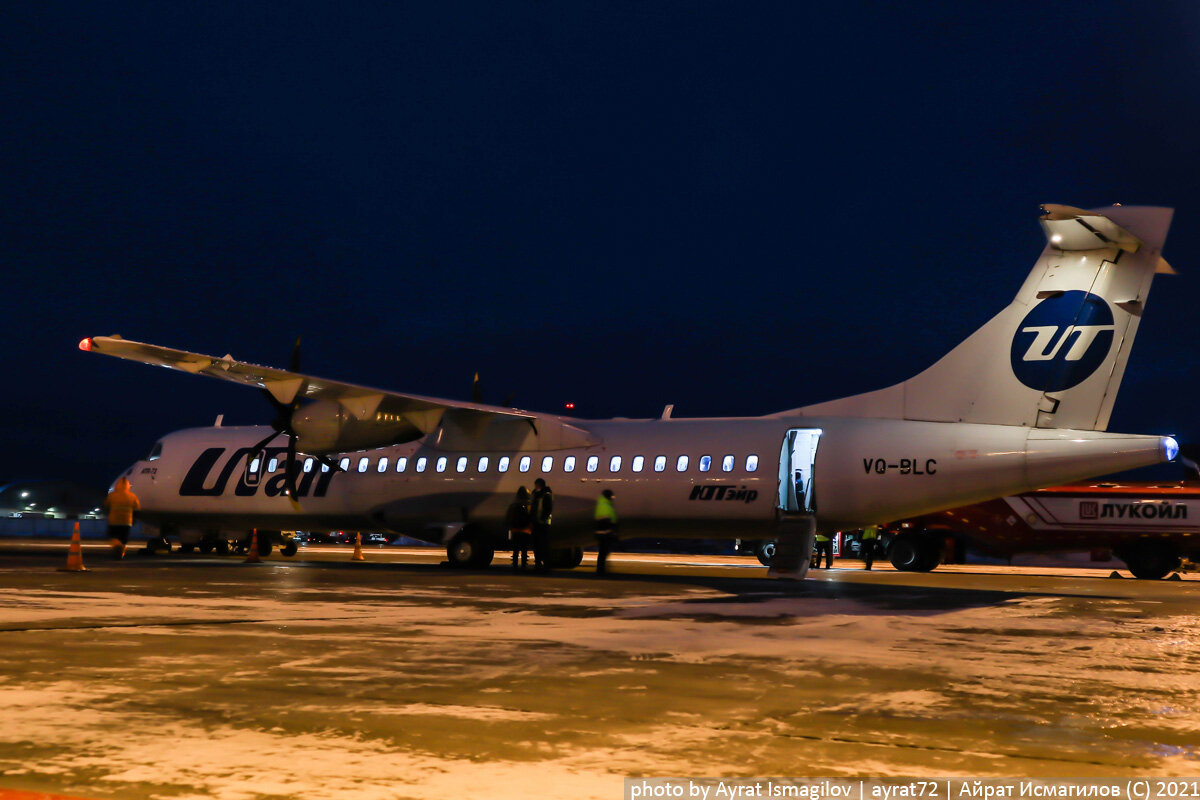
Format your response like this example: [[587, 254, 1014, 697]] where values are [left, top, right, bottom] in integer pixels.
[[146, 441, 163, 462]]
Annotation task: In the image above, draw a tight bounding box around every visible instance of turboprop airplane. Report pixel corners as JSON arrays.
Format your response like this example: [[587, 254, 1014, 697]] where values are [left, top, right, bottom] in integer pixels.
[[81, 204, 1181, 577]]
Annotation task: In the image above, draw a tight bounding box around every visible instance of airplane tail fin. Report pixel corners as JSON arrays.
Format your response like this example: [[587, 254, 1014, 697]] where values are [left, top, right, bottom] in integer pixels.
[[798, 204, 1174, 430]]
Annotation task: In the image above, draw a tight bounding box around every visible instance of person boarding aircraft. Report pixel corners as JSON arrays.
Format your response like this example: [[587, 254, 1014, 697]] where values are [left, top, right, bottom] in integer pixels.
[[81, 204, 1181, 577]]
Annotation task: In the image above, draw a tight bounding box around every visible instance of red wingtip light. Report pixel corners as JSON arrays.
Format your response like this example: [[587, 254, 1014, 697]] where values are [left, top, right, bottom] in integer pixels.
[[78, 337, 93, 352]]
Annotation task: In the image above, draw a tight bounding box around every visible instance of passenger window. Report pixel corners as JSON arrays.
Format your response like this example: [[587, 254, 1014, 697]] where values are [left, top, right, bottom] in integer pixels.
[[498, 456, 510, 473], [397, 457, 408, 473], [541, 455, 554, 472], [722, 455, 734, 472], [654, 455, 666, 472], [478, 456, 489, 472], [632, 455, 644, 472], [416, 457, 427, 473], [676, 455, 689, 472], [248, 457, 261, 473], [564, 456, 576, 472], [436, 457, 448, 473], [268, 457, 279, 472], [699, 455, 712, 472], [609, 455, 622, 472], [456, 457, 468, 473], [339, 457, 351, 471], [519, 456, 531, 473], [746, 454, 759, 472], [357, 457, 369, 473], [587, 456, 599, 473], [304, 458, 314, 473], [377, 457, 389, 473]]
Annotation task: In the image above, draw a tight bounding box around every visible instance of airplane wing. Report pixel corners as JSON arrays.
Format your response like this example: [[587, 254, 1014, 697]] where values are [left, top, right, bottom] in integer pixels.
[[80, 335, 535, 428]]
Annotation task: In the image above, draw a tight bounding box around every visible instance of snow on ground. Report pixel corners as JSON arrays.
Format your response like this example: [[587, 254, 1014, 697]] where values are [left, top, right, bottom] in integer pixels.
[[0, 566, 1198, 798]]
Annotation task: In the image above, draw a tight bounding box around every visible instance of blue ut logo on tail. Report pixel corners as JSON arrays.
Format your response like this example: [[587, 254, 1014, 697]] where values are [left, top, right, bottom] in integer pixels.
[[1010, 290, 1116, 392]]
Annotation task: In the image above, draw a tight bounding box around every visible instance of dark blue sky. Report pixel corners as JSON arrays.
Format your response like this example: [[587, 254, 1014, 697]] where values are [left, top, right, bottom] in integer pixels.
[[4, 1, 1200, 486]]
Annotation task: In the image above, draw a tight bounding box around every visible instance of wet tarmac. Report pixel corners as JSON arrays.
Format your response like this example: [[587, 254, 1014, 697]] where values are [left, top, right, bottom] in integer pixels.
[[0, 544, 1198, 799]]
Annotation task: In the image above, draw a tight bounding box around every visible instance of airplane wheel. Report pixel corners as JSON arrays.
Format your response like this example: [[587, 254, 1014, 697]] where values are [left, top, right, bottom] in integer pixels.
[[1120, 541, 1179, 580], [216, 539, 231, 555], [890, 533, 942, 572], [257, 535, 273, 557], [180, 543, 195, 554], [550, 547, 584, 568], [756, 540, 776, 566], [281, 541, 298, 557], [447, 529, 494, 568], [888, 535, 923, 571]]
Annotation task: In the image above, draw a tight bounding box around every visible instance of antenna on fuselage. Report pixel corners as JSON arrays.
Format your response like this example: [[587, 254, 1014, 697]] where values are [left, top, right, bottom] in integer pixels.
[[661, 404, 674, 420], [213, 414, 224, 427]]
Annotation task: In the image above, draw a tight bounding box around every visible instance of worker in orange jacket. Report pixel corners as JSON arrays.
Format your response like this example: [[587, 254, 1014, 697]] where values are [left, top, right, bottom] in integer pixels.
[[104, 477, 140, 559]]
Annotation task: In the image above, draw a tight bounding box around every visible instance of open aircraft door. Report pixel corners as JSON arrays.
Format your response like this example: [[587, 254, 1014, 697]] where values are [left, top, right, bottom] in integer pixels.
[[778, 428, 821, 515]]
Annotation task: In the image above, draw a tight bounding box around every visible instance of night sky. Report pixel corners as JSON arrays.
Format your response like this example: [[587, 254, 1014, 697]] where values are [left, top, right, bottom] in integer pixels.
[[5, 1, 1200, 488]]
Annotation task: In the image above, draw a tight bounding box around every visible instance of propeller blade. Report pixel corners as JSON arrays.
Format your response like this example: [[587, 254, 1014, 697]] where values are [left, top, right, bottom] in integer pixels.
[[315, 454, 343, 473], [285, 435, 300, 500], [290, 336, 302, 373], [260, 387, 290, 418], [250, 428, 282, 457]]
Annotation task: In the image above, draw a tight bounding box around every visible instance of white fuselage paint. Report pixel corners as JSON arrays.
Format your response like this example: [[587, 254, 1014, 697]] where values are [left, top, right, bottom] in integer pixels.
[[124, 414, 1171, 548]]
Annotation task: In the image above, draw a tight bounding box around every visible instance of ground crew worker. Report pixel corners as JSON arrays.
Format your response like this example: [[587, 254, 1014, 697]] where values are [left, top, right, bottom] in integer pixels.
[[530, 478, 553, 572], [593, 489, 618, 574], [861, 524, 879, 570], [506, 487, 533, 570], [814, 530, 834, 569], [104, 477, 140, 559]]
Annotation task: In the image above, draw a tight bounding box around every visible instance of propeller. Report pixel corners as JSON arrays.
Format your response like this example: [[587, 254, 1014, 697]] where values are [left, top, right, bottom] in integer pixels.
[[248, 338, 340, 500]]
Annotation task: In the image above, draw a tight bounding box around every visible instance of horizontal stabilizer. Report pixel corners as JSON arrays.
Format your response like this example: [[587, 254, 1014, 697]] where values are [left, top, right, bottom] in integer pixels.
[[1039, 204, 1144, 251]]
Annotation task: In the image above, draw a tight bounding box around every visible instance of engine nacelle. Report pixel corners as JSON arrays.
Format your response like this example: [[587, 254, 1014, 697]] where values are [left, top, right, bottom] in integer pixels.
[[292, 400, 426, 453]]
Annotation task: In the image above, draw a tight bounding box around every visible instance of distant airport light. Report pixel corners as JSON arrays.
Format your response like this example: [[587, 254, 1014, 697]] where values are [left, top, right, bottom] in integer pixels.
[[20, 492, 28, 498], [78, 337, 93, 351], [565, 402, 575, 410]]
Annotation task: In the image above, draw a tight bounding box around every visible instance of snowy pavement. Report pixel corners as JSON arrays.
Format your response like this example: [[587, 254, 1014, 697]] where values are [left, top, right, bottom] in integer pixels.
[[0, 548, 1197, 799]]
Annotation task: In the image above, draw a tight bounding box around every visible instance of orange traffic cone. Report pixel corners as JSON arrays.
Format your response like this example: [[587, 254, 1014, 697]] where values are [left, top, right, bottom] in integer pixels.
[[244, 529, 262, 563], [59, 522, 88, 572], [351, 532, 365, 561]]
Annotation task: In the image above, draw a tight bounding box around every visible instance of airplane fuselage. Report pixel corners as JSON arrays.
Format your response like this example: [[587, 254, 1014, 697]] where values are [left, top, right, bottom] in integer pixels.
[[126, 415, 1173, 548]]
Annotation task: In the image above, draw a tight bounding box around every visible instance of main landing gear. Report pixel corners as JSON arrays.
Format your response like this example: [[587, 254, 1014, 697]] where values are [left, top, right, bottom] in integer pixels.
[[888, 531, 943, 572], [444, 527, 583, 570]]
